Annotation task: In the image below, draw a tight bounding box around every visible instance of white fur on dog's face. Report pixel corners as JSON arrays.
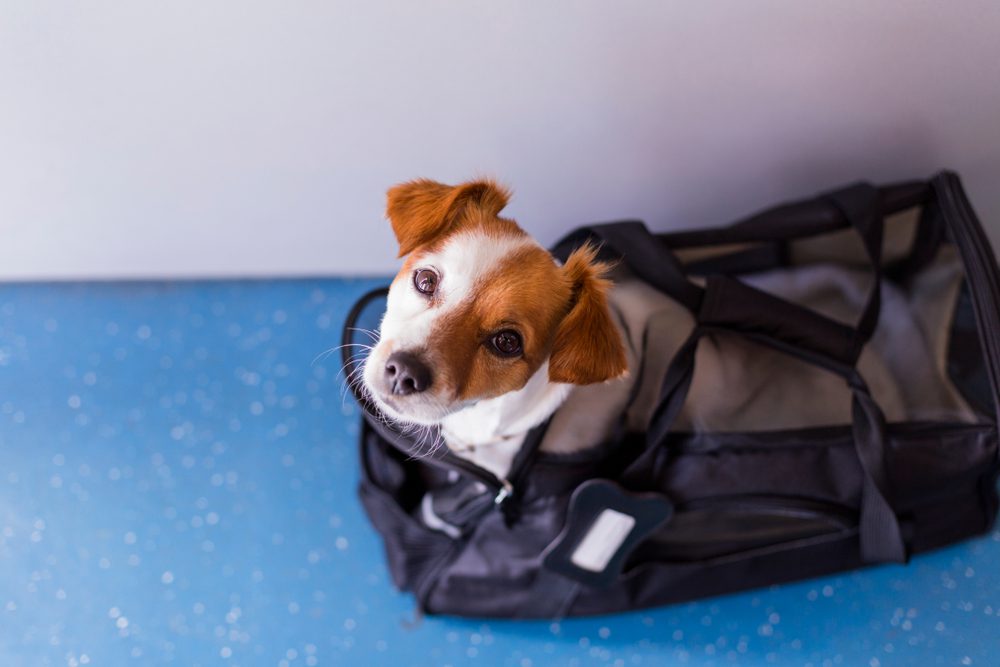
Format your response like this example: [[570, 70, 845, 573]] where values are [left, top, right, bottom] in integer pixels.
[[359, 178, 627, 430], [362, 228, 557, 425]]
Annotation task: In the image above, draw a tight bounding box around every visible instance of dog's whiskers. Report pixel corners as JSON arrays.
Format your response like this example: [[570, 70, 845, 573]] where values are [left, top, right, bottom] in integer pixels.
[[325, 331, 454, 463], [346, 326, 380, 344], [314, 342, 373, 367], [338, 355, 370, 405]]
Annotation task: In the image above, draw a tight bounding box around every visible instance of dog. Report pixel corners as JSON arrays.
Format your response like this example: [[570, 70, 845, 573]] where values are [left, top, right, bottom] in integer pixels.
[[360, 178, 629, 481]]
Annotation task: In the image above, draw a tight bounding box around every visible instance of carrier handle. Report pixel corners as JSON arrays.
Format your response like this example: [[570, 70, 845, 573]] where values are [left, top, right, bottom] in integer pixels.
[[699, 275, 864, 367], [552, 221, 705, 312], [638, 326, 907, 564], [554, 184, 885, 360], [719, 182, 886, 349], [659, 181, 927, 250], [822, 184, 884, 347]]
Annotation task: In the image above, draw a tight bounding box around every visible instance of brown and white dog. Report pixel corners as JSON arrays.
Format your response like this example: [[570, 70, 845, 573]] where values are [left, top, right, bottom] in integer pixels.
[[361, 178, 628, 480]]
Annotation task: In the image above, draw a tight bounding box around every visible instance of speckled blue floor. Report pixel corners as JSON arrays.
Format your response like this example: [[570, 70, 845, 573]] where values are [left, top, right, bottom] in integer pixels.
[[1, 279, 998, 667]]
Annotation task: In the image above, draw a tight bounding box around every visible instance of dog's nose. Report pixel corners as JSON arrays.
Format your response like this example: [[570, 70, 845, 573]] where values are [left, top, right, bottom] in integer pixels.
[[384, 351, 432, 396]]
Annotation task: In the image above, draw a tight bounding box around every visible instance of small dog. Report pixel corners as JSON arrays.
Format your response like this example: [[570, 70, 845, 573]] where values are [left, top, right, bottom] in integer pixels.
[[361, 178, 629, 480]]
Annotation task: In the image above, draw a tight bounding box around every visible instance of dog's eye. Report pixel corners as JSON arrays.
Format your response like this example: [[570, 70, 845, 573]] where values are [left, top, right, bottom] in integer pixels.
[[489, 330, 523, 357], [413, 269, 438, 295]]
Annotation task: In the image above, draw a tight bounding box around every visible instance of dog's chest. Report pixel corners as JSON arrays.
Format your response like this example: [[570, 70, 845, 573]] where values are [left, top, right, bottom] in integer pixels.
[[440, 402, 527, 479], [439, 371, 571, 479]]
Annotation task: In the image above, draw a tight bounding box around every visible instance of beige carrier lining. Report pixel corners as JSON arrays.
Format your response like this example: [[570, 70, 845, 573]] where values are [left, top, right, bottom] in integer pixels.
[[542, 209, 974, 455]]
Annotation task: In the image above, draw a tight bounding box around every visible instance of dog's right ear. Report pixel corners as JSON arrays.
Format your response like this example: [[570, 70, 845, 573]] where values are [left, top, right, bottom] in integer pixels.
[[385, 179, 510, 257], [549, 243, 628, 385]]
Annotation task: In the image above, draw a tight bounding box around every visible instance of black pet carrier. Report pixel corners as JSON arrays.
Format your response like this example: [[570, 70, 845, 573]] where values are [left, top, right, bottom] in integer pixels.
[[342, 170, 1000, 618]]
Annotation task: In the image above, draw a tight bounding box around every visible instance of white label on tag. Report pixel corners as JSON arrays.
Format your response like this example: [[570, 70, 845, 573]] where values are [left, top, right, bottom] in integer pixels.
[[570, 509, 636, 573]]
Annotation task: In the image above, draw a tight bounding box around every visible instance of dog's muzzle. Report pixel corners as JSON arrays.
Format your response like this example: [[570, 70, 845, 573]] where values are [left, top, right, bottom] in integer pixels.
[[384, 351, 432, 396]]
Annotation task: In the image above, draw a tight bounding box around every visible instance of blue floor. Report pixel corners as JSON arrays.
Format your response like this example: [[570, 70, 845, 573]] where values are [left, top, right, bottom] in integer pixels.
[[1, 278, 998, 667]]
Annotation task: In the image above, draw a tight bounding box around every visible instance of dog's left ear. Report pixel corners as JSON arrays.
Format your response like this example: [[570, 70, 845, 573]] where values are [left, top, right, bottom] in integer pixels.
[[549, 244, 628, 385], [385, 178, 511, 257]]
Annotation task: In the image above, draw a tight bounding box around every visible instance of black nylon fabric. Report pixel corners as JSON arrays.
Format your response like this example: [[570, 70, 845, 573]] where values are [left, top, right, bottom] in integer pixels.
[[698, 276, 860, 365], [348, 171, 1000, 618]]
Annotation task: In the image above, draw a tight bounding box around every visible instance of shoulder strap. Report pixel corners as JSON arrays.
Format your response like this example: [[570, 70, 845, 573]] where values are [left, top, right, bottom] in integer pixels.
[[552, 221, 704, 312]]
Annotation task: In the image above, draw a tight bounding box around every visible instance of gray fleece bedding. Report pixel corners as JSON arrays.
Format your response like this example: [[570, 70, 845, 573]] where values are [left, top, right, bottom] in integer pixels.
[[541, 240, 973, 455]]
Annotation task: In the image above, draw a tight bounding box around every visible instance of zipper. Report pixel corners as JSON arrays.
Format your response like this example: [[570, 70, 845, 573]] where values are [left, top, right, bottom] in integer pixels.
[[675, 494, 858, 525], [933, 171, 1000, 432], [666, 420, 992, 455], [433, 447, 509, 499], [362, 417, 519, 611], [361, 403, 551, 518], [404, 429, 544, 610], [362, 410, 512, 501], [435, 422, 550, 509]]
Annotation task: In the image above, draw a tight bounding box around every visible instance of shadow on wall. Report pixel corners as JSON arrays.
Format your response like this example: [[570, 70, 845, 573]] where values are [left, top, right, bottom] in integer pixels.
[[645, 122, 952, 232]]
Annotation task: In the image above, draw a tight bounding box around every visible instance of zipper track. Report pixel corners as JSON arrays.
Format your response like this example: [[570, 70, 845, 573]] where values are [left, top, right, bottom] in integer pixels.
[[361, 410, 508, 495], [666, 421, 992, 455], [676, 493, 858, 523], [934, 172, 1000, 433]]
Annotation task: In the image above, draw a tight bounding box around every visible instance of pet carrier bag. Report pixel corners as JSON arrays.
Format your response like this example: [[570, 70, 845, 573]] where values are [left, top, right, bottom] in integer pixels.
[[342, 170, 1000, 618]]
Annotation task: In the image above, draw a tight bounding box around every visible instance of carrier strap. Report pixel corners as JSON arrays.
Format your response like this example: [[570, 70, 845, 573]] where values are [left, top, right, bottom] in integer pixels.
[[639, 326, 907, 564], [718, 182, 886, 353], [823, 184, 884, 349], [698, 275, 861, 367], [552, 221, 704, 312], [658, 181, 926, 250], [848, 370, 908, 562], [553, 183, 888, 366]]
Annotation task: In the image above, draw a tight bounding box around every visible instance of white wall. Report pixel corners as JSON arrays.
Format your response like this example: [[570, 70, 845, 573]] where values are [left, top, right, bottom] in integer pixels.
[[2, 1, 999, 280]]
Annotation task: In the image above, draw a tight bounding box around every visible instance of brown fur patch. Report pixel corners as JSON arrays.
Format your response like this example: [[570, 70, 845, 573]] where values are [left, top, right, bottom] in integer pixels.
[[385, 178, 514, 257], [548, 244, 628, 384], [433, 243, 573, 401]]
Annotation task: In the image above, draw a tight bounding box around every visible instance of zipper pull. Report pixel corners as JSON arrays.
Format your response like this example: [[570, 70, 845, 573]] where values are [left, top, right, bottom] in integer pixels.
[[494, 478, 523, 528], [493, 479, 514, 505]]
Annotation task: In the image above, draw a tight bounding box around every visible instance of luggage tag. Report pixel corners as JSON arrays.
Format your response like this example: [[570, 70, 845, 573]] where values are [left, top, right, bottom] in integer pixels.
[[542, 480, 673, 588]]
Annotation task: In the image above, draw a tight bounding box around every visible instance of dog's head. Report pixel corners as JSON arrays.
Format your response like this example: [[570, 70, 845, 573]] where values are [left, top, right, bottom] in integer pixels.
[[361, 178, 627, 426]]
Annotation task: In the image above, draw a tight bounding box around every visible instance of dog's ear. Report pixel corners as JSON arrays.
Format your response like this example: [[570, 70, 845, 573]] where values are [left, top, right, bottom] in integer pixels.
[[385, 178, 511, 257], [548, 244, 628, 385]]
